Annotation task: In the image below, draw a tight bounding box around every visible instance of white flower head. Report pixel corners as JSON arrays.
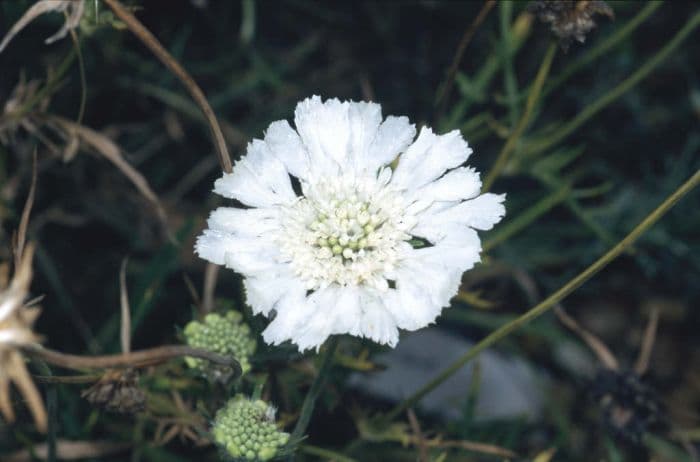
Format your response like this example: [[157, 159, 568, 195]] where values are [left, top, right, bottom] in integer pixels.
[[196, 96, 505, 351]]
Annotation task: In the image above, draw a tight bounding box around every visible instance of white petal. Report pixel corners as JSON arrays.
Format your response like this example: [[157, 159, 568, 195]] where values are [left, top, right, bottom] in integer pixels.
[[214, 140, 296, 207], [457, 193, 507, 230], [384, 281, 443, 331], [391, 128, 472, 191], [294, 287, 360, 351], [347, 101, 382, 173], [207, 207, 281, 237], [367, 116, 416, 172], [223, 242, 283, 274], [416, 228, 482, 271], [244, 270, 301, 316], [412, 166, 481, 203], [356, 290, 399, 346], [261, 285, 314, 346], [413, 193, 506, 243], [195, 229, 237, 266], [195, 229, 280, 273], [294, 96, 348, 175], [264, 120, 309, 180]]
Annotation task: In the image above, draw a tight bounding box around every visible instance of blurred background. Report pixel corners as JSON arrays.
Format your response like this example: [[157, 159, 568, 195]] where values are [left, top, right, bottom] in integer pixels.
[[1, 1, 699, 460]]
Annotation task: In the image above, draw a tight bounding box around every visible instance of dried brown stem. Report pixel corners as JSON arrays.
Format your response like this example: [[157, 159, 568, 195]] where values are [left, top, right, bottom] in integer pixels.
[[406, 409, 428, 462], [21, 344, 242, 378], [32, 374, 103, 384], [119, 257, 131, 354], [13, 149, 37, 269], [202, 262, 218, 315], [103, 0, 232, 173], [5, 440, 131, 462], [635, 308, 660, 375], [554, 306, 619, 370]]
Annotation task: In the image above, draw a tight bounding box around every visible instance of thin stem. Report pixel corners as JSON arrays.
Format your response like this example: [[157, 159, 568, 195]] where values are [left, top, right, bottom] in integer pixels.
[[21, 344, 241, 377], [482, 42, 557, 192], [384, 169, 700, 423], [32, 374, 103, 384], [68, 27, 86, 124], [288, 337, 340, 454], [524, 11, 700, 156], [300, 444, 358, 462], [434, 0, 496, 123], [483, 182, 570, 252], [103, 0, 232, 173], [33, 361, 56, 460]]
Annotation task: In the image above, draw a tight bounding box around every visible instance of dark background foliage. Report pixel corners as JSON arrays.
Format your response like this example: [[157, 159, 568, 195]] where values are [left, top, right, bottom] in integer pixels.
[[1, 1, 699, 460]]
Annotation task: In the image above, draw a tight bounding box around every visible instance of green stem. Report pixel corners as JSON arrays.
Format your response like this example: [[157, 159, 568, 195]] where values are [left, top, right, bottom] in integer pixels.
[[384, 169, 700, 423], [33, 361, 57, 462], [288, 337, 340, 454], [483, 183, 570, 252], [482, 42, 557, 192], [524, 11, 700, 156], [301, 444, 358, 462]]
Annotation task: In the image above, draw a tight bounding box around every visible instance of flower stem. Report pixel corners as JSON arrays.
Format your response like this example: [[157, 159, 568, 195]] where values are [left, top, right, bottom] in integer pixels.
[[483, 182, 570, 252], [384, 169, 700, 423], [33, 360, 56, 460], [288, 337, 340, 455], [301, 444, 358, 462], [482, 42, 557, 192], [524, 10, 700, 157]]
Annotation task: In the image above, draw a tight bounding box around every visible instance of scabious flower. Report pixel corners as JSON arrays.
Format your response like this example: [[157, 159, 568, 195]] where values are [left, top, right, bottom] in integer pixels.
[[184, 311, 256, 378], [196, 96, 505, 351], [212, 396, 289, 461]]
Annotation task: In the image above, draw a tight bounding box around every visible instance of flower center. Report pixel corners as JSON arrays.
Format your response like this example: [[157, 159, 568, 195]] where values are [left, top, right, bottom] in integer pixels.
[[276, 174, 415, 291]]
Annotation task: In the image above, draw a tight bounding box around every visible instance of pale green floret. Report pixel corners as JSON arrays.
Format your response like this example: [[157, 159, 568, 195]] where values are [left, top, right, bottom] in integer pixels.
[[213, 396, 290, 462], [183, 310, 256, 378], [312, 199, 381, 263]]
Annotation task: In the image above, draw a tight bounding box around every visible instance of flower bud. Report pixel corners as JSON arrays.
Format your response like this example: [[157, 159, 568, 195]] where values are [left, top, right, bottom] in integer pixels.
[[184, 310, 256, 380], [212, 396, 290, 461]]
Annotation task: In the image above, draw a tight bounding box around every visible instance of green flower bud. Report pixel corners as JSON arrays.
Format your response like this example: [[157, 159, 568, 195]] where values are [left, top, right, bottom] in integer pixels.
[[183, 309, 257, 380], [212, 396, 290, 461]]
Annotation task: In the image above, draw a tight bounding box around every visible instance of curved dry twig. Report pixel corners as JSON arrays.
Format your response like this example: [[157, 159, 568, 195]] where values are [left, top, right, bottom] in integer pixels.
[[103, 0, 232, 174], [40, 114, 173, 241], [21, 344, 242, 379], [13, 149, 37, 269]]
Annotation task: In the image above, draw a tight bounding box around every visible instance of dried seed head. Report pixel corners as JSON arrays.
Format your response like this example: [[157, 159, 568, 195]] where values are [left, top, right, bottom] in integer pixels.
[[81, 369, 146, 414], [592, 369, 664, 445], [528, 1, 614, 50]]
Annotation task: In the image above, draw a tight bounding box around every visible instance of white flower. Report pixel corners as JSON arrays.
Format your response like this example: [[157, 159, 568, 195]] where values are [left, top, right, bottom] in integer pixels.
[[196, 96, 505, 351]]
